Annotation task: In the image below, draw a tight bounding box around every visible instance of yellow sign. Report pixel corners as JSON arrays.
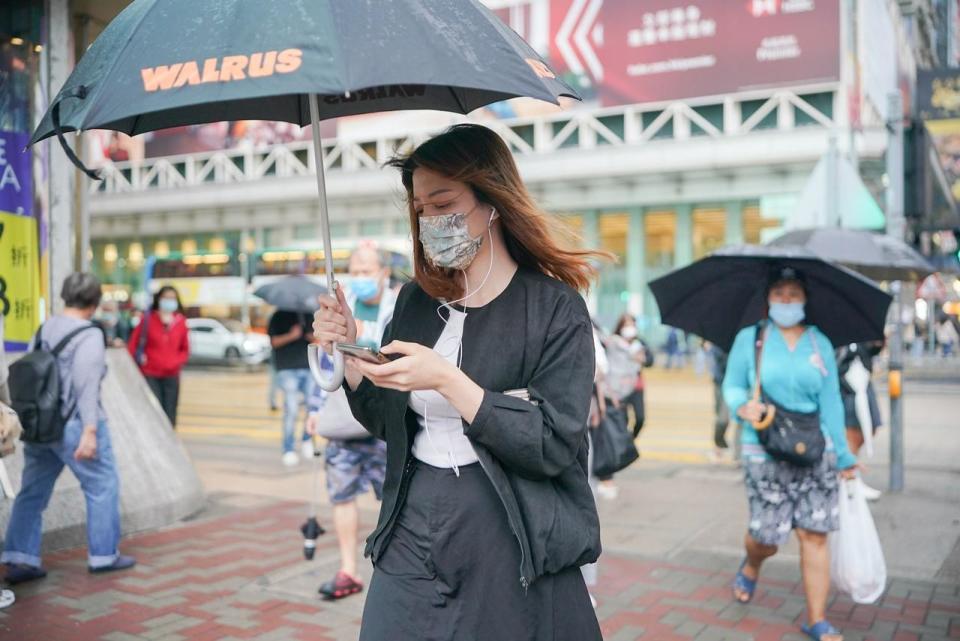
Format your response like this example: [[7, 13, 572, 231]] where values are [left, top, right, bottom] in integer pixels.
[[0, 211, 40, 348]]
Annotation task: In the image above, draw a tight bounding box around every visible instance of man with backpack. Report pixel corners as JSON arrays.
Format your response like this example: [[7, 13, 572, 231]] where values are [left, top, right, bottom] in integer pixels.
[[4, 273, 135, 584]]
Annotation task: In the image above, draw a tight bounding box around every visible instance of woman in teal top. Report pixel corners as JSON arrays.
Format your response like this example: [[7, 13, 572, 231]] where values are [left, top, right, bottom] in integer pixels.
[[723, 267, 857, 641]]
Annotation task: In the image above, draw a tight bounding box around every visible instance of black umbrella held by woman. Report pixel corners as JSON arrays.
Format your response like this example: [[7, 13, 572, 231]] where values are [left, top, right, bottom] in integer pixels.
[[648, 245, 893, 352], [29, 0, 580, 394]]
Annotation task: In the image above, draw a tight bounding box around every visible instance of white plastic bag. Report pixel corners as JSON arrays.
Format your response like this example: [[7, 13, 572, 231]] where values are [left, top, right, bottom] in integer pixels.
[[829, 478, 887, 604]]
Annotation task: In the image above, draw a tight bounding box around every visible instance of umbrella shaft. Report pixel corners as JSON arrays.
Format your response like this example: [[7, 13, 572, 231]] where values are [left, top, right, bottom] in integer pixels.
[[309, 94, 336, 292]]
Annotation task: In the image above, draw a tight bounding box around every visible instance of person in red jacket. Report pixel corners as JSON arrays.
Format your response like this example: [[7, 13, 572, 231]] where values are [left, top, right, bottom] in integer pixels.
[[128, 286, 190, 427]]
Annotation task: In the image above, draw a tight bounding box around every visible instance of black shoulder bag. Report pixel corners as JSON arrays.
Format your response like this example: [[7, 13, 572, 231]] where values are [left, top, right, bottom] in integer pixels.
[[751, 324, 826, 467]]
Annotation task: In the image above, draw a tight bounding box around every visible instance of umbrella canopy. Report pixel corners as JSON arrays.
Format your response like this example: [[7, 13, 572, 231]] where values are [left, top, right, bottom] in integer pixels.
[[30, 0, 577, 145], [648, 245, 893, 352], [767, 228, 934, 282], [33, 0, 580, 393], [253, 276, 326, 313]]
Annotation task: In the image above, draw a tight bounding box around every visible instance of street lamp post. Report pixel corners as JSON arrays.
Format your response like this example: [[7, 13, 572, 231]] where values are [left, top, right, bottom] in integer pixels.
[[886, 91, 906, 493]]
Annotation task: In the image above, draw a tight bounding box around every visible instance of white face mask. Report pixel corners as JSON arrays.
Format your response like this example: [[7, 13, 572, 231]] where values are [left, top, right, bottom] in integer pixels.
[[620, 326, 637, 340], [419, 205, 495, 270]]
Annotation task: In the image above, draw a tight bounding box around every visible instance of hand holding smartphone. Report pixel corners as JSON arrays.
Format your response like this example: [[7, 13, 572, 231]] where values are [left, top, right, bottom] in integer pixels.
[[336, 343, 400, 365]]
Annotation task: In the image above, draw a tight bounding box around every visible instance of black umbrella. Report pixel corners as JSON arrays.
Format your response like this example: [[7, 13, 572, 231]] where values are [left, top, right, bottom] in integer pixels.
[[254, 276, 326, 314], [767, 228, 934, 282], [32, 0, 579, 391], [648, 245, 893, 352], [30, 0, 575, 146]]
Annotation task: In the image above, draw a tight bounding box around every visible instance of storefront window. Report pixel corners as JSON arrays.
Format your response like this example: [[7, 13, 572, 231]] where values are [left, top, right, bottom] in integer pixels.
[[359, 219, 383, 236], [599, 212, 628, 259], [552, 214, 583, 249], [743, 201, 783, 244], [293, 224, 315, 240], [330, 221, 351, 238], [692, 208, 726, 259], [644, 210, 676, 268]]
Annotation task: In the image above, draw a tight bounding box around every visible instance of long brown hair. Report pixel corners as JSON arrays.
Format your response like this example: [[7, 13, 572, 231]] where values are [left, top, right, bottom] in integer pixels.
[[388, 124, 611, 300]]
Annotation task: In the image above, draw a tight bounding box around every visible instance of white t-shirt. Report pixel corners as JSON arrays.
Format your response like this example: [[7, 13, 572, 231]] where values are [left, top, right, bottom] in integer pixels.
[[409, 306, 479, 469]]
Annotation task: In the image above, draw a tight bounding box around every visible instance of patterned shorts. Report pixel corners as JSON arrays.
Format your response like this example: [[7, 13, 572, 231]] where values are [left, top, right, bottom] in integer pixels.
[[325, 437, 387, 505], [744, 453, 839, 546]]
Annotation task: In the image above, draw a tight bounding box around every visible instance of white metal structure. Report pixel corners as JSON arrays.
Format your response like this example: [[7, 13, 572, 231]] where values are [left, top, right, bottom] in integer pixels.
[[88, 85, 888, 241]]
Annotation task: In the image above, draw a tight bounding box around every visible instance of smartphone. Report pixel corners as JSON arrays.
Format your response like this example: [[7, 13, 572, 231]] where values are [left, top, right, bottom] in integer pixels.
[[336, 343, 397, 364]]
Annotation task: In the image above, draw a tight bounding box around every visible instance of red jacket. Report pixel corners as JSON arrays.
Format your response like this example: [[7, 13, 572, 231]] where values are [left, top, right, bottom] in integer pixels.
[[128, 312, 190, 378]]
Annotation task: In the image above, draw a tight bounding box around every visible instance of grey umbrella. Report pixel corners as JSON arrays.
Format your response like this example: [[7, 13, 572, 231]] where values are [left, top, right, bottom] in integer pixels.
[[253, 276, 326, 314], [31, 0, 579, 391], [767, 228, 934, 281]]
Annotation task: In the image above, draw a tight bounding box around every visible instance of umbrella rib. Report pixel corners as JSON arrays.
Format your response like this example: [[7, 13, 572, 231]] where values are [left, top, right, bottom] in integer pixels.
[[80, 0, 164, 132], [449, 86, 469, 115]]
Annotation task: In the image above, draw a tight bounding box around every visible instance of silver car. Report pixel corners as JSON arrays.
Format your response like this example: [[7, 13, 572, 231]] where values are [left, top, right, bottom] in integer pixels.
[[186, 318, 271, 365]]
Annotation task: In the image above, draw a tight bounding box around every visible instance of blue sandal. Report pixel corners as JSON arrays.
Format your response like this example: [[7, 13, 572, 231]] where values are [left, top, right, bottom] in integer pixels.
[[802, 620, 842, 640], [732, 559, 757, 603]]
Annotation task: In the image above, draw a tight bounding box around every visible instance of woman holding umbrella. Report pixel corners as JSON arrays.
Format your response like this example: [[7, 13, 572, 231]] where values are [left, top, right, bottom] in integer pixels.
[[723, 267, 858, 641], [314, 124, 604, 640]]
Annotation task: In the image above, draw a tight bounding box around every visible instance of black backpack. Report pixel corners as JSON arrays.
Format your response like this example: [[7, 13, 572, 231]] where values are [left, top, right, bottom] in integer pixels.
[[9, 324, 99, 443]]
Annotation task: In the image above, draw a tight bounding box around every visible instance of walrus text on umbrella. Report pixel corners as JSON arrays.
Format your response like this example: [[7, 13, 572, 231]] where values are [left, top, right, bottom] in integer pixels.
[[141, 49, 303, 92]]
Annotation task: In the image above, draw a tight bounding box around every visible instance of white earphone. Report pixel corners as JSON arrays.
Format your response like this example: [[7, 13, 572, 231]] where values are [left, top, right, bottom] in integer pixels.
[[417, 206, 498, 477]]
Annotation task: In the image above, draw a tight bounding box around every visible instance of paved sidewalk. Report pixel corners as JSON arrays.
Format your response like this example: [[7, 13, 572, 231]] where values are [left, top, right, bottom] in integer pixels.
[[2, 492, 958, 641], [3, 373, 957, 640]]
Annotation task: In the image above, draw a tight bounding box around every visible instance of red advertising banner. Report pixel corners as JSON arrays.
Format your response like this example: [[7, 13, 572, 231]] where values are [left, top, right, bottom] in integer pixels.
[[540, 0, 840, 106]]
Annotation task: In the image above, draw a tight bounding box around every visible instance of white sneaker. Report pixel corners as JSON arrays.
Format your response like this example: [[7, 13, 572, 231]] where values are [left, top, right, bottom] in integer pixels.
[[302, 440, 316, 460], [282, 451, 300, 467], [860, 480, 882, 502], [0, 589, 14, 609]]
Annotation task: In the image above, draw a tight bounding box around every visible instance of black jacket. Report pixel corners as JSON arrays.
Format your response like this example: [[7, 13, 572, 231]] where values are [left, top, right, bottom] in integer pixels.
[[345, 267, 601, 588]]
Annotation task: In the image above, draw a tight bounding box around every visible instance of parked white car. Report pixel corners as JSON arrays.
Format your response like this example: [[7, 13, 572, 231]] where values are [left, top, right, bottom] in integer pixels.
[[186, 318, 271, 365]]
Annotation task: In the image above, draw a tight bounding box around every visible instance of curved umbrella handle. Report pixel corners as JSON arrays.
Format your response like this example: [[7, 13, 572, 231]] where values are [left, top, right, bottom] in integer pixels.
[[308, 344, 344, 392]]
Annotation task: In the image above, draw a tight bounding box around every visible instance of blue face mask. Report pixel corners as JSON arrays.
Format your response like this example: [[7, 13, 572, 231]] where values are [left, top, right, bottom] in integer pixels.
[[350, 277, 379, 302], [769, 302, 805, 328], [159, 298, 179, 313]]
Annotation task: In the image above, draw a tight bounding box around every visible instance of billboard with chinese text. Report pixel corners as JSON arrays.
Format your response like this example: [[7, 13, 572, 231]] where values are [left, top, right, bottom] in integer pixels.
[[498, 0, 840, 106]]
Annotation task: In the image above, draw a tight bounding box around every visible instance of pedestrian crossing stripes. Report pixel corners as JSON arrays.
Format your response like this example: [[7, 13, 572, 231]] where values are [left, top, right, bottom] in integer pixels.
[[177, 367, 732, 464]]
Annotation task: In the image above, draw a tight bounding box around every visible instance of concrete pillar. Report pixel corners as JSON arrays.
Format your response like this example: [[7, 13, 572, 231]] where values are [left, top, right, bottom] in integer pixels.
[[0, 350, 205, 550], [47, 0, 75, 312], [581, 210, 599, 315], [626, 207, 645, 317], [674, 204, 693, 267], [725, 201, 744, 246]]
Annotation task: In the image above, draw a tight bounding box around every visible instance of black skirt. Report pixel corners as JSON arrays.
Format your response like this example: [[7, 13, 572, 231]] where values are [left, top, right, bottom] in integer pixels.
[[360, 460, 602, 641]]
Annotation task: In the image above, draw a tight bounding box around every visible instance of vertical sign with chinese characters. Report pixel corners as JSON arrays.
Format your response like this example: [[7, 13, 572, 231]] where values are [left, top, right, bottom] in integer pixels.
[[0, 130, 39, 351]]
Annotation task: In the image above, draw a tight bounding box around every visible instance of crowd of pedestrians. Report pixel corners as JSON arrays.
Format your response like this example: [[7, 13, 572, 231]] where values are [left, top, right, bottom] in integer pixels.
[[0, 125, 931, 641]]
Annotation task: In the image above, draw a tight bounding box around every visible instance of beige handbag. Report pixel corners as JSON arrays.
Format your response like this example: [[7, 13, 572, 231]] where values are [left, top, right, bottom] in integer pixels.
[[0, 402, 22, 458]]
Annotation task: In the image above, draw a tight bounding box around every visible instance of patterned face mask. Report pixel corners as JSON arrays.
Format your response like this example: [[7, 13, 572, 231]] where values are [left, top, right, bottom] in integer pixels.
[[418, 206, 493, 270]]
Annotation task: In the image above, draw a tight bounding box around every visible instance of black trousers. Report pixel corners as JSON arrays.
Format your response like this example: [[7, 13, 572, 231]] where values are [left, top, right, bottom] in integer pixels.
[[623, 389, 645, 437], [146, 376, 180, 428], [713, 382, 730, 449]]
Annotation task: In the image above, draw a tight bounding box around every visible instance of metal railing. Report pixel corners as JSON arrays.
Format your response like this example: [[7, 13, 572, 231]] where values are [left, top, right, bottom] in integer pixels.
[[90, 85, 838, 196]]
